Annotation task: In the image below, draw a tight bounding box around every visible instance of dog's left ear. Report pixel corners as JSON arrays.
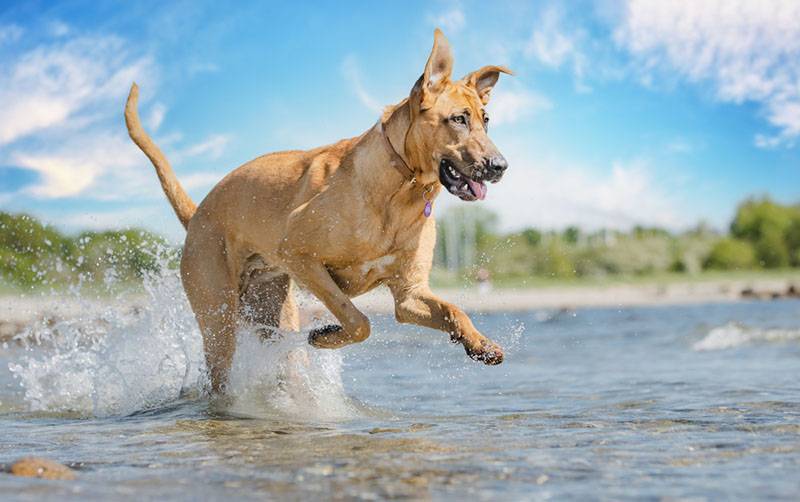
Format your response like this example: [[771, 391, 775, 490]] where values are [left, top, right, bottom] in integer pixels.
[[462, 65, 513, 105], [413, 28, 454, 110]]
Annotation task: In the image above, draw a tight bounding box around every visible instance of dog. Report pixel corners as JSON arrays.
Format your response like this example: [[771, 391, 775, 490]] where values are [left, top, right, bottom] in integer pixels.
[[125, 29, 511, 393]]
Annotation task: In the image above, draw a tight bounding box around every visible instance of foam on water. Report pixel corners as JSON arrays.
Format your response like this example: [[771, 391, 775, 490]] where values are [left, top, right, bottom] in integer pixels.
[[8, 259, 354, 420], [693, 321, 800, 351], [225, 328, 354, 420]]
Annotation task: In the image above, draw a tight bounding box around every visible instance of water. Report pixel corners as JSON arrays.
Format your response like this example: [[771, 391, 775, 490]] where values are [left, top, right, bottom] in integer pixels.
[[1, 268, 799, 500]]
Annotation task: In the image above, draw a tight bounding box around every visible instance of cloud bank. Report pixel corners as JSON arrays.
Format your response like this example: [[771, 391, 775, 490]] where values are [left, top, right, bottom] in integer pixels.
[[615, 0, 800, 147]]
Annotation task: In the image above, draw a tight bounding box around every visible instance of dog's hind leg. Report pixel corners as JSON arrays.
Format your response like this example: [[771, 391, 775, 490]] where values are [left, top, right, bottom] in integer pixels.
[[181, 233, 240, 394], [239, 257, 300, 335]]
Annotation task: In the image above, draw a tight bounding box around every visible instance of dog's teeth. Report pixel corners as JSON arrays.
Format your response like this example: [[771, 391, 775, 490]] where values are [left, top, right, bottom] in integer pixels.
[[461, 183, 468, 190]]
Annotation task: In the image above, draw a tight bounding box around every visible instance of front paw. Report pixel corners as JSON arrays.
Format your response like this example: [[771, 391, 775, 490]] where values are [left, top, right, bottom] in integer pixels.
[[464, 338, 504, 365], [308, 324, 344, 348]]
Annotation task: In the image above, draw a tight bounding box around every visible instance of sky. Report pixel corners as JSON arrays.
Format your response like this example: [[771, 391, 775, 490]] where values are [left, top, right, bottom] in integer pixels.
[[1, 0, 799, 242]]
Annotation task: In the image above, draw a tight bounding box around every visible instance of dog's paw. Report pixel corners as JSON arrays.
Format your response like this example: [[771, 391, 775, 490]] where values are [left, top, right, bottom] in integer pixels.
[[308, 324, 344, 348], [464, 339, 504, 365]]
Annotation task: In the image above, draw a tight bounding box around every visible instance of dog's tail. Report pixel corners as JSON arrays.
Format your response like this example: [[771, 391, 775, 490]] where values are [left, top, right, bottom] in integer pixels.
[[125, 83, 196, 229]]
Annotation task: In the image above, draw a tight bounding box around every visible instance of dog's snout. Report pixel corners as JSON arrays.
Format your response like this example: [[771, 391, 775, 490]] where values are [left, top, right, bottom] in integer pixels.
[[485, 155, 508, 175]]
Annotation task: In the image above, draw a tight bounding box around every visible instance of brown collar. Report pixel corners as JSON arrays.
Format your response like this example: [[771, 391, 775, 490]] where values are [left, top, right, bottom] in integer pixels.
[[379, 120, 416, 182]]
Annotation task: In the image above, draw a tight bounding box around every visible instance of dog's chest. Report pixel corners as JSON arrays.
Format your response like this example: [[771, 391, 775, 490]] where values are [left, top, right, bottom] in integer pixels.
[[329, 253, 397, 296], [359, 254, 396, 276]]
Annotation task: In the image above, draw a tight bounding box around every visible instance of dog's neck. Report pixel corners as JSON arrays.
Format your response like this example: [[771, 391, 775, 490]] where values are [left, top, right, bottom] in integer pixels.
[[381, 100, 414, 178], [355, 100, 441, 214]]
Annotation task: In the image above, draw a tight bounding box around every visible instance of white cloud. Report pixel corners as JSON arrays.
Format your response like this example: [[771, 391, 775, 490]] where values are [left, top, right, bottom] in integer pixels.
[[11, 133, 150, 199], [48, 20, 70, 38], [179, 134, 231, 160], [13, 153, 97, 198], [428, 7, 466, 35], [0, 32, 160, 200], [0, 28, 237, 204], [458, 142, 686, 231], [525, 6, 590, 92], [487, 86, 552, 126], [146, 102, 166, 131], [341, 55, 383, 114], [527, 7, 574, 67], [10, 130, 233, 200], [181, 171, 222, 191], [0, 24, 23, 45], [614, 0, 800, 147], [0, 35, 154, 145], [57, 206, 162, 231], [754, 133, 781, 149]]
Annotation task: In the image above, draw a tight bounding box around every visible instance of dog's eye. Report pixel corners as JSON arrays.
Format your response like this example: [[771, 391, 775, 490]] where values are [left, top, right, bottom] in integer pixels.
[[451, 114, 467, 125], [483, 115, 489, 125]]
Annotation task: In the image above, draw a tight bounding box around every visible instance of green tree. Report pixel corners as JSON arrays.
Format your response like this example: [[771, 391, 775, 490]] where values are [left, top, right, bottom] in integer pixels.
[[786, 219, 800, 266], [730, 197, 798, 268], [754, 226, 790, 268], [563, 226, 580, 245], [75, 230, 167, 283], [522, 228, 541, 247], [703, 238, 756, 270], [0, 211, 170, 289], [539, 239, 575, 278], [0, 212, 75, 286]]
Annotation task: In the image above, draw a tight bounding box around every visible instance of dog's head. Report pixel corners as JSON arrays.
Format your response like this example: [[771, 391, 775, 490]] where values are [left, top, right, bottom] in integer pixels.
[[405, 29, 511, 201]]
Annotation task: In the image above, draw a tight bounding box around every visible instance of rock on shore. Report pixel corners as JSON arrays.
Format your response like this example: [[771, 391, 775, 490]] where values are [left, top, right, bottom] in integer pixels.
[[8, 457, 76, 480]]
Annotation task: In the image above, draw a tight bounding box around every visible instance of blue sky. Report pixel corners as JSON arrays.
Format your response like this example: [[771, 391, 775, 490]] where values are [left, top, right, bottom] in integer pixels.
[[1, 0, 798, 241]]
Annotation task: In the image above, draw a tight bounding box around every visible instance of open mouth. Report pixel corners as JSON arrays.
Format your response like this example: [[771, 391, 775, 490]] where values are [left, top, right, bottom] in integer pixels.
[[438, 159, 487, 201]]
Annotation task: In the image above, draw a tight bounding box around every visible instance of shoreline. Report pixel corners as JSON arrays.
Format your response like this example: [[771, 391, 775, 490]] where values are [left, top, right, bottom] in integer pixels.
[[1, 276, 797, 341], [353, 276, 799, 313]]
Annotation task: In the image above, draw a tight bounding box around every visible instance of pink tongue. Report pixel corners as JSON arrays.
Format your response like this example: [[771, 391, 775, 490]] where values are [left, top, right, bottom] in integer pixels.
[[466, 178, 487, 200]]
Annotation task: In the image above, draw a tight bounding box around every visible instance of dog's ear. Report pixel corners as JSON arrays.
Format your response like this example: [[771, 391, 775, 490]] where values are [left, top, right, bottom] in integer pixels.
[[413, 28, 454, 110], [462, 65, 513, 105]]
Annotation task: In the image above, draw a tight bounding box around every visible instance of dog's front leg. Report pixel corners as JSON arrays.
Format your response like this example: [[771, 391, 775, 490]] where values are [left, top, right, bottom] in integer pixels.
[[282, 256, 370, 348], [390, 283, 504, 364]]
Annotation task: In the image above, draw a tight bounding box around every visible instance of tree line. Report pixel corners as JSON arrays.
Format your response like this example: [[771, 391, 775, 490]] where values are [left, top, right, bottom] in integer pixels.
[[0, 196, 797, 291], [0, 212, 168, 290], [434, 197, 800, 283]]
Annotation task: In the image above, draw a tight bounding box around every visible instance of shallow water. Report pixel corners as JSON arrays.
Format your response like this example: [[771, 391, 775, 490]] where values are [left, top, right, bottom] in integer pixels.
[[1, 272, 799, 500]]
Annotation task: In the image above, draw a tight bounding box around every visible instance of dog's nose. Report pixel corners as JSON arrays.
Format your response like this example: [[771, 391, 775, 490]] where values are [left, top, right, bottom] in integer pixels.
[[486, 155, 508, 175]]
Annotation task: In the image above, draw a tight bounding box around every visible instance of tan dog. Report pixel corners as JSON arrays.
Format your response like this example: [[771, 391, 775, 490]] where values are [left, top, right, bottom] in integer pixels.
[[125, 30, 511, 392]]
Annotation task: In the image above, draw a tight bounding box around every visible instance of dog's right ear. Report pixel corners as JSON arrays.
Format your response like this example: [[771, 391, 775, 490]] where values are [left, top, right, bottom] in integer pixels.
[[411, 28, 454, 111]]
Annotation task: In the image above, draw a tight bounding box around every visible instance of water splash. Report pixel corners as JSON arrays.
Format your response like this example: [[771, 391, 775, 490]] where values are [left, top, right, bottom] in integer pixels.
[[8, 252, 354, 420], [693, 322, 800, 351], [226, 327, 355, 420], [9, 260, 204, 417]]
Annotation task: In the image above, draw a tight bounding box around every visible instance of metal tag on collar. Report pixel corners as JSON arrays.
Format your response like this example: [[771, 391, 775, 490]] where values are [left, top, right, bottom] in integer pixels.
[[422, 184, 433, 217]]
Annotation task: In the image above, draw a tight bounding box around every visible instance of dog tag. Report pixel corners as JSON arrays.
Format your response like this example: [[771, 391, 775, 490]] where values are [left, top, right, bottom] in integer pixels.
[[424, 200, 432, 217]]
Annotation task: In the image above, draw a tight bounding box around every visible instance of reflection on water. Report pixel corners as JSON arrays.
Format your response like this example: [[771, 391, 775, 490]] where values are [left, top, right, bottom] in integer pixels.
[[1, 265, 799, 499]]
